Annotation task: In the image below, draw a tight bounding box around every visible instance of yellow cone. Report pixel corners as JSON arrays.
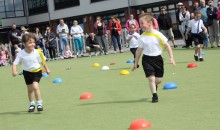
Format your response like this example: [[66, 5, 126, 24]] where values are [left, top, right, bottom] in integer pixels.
[[92, 63, 100, 67], [120, 70, 130, 75]]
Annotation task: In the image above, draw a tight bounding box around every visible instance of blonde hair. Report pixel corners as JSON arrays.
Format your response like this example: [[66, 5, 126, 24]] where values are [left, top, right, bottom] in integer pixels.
[[139, 13, 154, 25]]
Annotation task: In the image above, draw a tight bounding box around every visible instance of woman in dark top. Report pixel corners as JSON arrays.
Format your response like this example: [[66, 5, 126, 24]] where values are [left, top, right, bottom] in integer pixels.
[[108, 16, 123, 53], [94, 16, 109, 55], [44, 27, 56, 60]]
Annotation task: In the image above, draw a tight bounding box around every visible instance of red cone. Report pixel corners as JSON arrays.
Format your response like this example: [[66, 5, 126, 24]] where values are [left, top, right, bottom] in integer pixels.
[[80, 92, 94, 100], [187, 63, 197, 68], [130, 119, 151, 130]]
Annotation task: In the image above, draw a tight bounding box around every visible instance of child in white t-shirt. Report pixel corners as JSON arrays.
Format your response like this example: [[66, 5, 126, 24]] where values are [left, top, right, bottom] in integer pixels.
[[12, 33, 50, 112], [126, 24, 141, 67], [132, 13, 176, 103], [185, 10, 207, 61]]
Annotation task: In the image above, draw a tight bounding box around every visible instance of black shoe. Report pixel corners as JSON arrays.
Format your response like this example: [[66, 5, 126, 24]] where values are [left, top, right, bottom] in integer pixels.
[[37, 105, 43, 112], [211, 46, 214, 48], [174, 45, 178, 48], [137, 65, 139, 68], [194, 55, 198, 61], [152, 93, 158, 103], [152, 97, 158, 103], [156, 85, 158, 91], [28, 105, 35, 112], [199, 57, 204, 61]]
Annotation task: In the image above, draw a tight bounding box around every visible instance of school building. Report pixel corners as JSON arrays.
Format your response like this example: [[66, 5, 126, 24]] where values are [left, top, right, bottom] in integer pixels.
[[0, 0, 216, 43]]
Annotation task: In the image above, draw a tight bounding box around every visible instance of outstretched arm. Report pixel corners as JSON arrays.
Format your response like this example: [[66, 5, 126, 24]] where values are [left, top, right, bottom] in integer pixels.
[[164, 43, 176, 66], [131, 47, 143, 71]]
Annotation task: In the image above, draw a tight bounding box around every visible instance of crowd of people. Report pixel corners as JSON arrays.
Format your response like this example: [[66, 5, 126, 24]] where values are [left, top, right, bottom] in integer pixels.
[[0, 0, 220, 67]]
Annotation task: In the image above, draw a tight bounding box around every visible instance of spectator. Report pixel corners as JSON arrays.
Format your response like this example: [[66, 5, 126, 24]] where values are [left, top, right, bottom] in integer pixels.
[[157, 7, 177, 48], [0, 44, 9, 66], [85, 33, 100, 57], [45, 27, 56, 60], [179, 6, 190, 48], [126, 14, 139, 32], [206, 0, 219, 48], [63, 46, 73, 59], [198, 0, 209, 48], [8, 23, 21, 61], [56, 19, 69, 58], [94, 16, 109, 55], [176, 2, 184, 38], [108, 16, 123, 53], [71, 20, 84, 57], [34, 27, 46, 55]]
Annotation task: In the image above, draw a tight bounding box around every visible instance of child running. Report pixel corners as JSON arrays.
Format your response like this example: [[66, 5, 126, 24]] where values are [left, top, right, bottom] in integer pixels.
[[132, 13, 176, 103], [12, 33, 50, 112], [126, 24, 141, 68], [185, 10, 207, 61]]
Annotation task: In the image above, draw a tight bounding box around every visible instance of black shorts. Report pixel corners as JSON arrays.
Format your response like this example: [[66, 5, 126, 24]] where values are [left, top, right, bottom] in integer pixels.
[[130, 48, 137, 58], [23, 70, 42, 85], [191, 33, 204, 46], [142, 55, 164, 78]]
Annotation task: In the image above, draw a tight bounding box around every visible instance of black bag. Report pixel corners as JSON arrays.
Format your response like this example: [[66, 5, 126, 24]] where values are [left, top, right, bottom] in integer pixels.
[[199, 32, 207, 39]]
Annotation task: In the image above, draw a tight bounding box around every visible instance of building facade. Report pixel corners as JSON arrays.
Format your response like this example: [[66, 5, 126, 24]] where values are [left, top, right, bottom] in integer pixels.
[[0, 0, 215, 43]]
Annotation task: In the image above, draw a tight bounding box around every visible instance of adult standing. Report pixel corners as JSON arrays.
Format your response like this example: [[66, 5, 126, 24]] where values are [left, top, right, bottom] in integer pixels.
[[45, 27, 56, 60], [206, 0, 219, 48], [8, 23, 21, 61], [94, 16, 109, 55], [179, 6, 191, 48], [198, 0, 209, 48], [108, 16, 123, 53], [176, 2, 184, 41], [157, 7, 177, 48], [70, 20, 84, 57], [56, 19, 69, 58], [34, 27, 46, 55], [126, 14, 139, 32]]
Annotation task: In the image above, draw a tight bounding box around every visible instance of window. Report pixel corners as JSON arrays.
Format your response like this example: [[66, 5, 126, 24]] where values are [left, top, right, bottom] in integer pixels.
[[91, 0, 106, 3], [28, 0, 48, 15], [54, 0, 80, 10], [0, 0, 24, 19]]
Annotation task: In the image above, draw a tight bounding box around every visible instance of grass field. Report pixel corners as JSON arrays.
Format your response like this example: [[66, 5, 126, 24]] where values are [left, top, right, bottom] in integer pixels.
[[0, 48, 220, 130]]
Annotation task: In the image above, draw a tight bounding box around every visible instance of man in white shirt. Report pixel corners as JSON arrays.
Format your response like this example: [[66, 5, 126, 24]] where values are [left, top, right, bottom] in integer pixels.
[[56, 19, 69, 58]]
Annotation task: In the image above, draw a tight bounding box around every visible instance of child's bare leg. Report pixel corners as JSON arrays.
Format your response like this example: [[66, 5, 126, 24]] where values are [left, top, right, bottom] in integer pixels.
[[32, 82, 42, 101], [155, 77, 163, 90], [27, 85, 35, 103], [148, 76, 156, 94]]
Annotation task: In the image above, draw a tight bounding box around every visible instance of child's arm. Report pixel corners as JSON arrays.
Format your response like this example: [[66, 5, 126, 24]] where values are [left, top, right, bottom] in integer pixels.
[[131, 47, 143, 71], [43, 63, 51, 75], [164, 43, 176, 66], [12, 64, 18, 77]]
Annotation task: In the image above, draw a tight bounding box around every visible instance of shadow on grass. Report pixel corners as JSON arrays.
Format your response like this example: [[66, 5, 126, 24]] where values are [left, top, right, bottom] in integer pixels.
[[109, 67, 131, 70], [164, 61, 194, 64], [79, 98, 149, 106], [0, 111, 42, 115]]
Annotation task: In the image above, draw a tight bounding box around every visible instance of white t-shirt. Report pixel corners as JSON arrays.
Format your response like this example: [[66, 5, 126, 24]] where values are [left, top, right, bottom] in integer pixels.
[[188, 19, 205, 34], [13, 49, 45, 71], [70, 25, 83, 39], [126, 32, 140, 48], [56, 23, 69, 37], [138, 30, 168, 56]]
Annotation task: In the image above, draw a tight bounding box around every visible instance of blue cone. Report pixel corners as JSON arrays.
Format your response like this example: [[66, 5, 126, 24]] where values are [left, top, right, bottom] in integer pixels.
[[42, 73, 49, 77], [163, 82, 177, 90], [201, 51, 205, 55], [53, 78, 62, 83], [127, 59, 134, 63]]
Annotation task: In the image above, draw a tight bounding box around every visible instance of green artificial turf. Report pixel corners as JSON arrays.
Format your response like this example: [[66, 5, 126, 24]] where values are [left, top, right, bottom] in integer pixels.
[[0, 48, 220, 130]]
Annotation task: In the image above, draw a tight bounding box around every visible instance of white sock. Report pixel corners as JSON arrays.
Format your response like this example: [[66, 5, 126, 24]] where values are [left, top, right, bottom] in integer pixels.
[[36, 100, 43, 106], [30, 101, 35, 106]]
